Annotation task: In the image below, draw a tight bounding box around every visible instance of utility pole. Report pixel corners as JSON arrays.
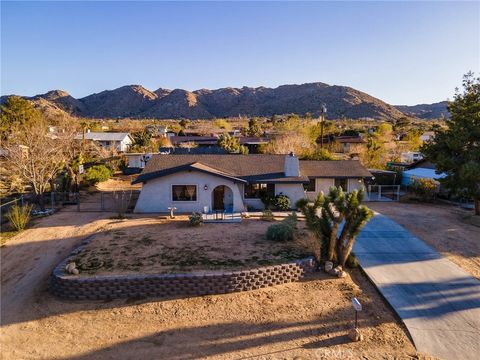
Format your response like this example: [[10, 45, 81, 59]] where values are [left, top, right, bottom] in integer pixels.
[[319, 104, 327, 149]]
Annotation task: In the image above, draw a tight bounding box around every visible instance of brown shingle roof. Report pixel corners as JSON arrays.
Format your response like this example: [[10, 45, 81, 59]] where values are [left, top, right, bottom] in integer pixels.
[[132, 154, 371, 184], [300, 160, 372, 178]]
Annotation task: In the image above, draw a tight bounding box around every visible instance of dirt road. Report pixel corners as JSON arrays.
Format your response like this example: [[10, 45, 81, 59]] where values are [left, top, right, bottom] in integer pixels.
[[1, 208, 113, 325], [368, 201, 480, 279]]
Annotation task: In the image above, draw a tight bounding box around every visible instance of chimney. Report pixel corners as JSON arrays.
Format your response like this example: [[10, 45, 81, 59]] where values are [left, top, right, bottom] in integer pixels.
[[284, 152, 300, 177]]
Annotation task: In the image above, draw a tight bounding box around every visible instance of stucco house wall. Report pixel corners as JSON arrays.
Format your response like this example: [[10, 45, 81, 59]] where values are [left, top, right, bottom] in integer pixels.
[[306, 178, 334, 200], [275, 184, 305, 207], [134, 170, 244, 213], [305, 178, 365, 200], [347, 178, 365, 192]]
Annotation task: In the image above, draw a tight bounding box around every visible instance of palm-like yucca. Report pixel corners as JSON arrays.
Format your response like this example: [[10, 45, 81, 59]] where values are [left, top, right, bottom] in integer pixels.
[[299, 186, 373, 268]]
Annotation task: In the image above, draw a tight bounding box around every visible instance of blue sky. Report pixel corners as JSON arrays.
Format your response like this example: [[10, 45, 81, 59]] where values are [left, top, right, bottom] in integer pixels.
[[1, 1, 479, 105]]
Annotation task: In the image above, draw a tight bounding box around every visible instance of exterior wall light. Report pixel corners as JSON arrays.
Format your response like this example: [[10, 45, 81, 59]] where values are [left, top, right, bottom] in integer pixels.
[[204, 185, 208, 191]]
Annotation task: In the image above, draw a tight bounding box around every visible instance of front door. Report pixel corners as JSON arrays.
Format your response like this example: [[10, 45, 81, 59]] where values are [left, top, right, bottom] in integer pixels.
[[213, 186, 225, 210]]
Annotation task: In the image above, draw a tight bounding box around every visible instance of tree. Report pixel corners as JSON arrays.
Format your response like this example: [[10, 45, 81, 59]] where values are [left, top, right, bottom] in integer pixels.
[[217, 133, 248, 154], [130, 130, 157, 152], [359, 135, 386, 168], [302, 148, 334, 160], [213, 119, 231, 131], [247, 117, 263, 137], [2, 102, 78, 210], [298, 187, 373, 269], [179, 119, 190, 128], [0, 96, 40, 139], [422, 72, 480, 214]]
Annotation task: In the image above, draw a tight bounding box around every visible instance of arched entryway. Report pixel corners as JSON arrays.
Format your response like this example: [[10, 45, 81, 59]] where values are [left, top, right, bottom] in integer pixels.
[[212, 185, 234, 212]]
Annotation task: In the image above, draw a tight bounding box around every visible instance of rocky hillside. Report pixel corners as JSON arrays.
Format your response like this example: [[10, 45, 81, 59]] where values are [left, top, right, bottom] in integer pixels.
[[1, 82, 431, 121], [395, 101, 449, 119]]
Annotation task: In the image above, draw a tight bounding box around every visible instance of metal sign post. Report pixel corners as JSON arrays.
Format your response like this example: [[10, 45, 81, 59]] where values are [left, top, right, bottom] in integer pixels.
[[352, 297, 362, 329]]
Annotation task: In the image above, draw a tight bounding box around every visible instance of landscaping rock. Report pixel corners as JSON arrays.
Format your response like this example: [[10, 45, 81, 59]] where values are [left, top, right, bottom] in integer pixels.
[[329, 265, 343, 276], [324, 261, 333, 272], [348, 328, 364, 342], [65, 262, 77, 274], [337, 270, 347, 278]]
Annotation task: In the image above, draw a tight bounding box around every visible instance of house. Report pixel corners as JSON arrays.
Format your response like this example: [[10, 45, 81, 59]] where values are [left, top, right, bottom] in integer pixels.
[[132, 154, 372, 213], [170, 135, 268, 153], [420, 131, 435, 142], [124, 153, 158, 174], [401, 159, 446, 186], [400, 151, 424, 163], [75, 131, 133, 152], [318, 135, 365, 154]]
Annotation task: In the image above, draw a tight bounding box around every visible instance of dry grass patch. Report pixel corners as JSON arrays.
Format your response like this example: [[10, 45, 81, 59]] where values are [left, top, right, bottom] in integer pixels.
[[70, 216, 313, 275]]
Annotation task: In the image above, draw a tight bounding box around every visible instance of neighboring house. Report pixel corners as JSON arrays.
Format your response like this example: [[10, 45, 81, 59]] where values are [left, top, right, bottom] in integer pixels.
[[400, 151, 424, 163], [318, 135, 365, 154], [124, 153, 158, 174], [401, 159, 446, 186], [170, 135, 268, 153], [132, 153, 371, 213], [146, 125, 168, 138], [75, 131, 133, 152], [420, 131, 435, 142]]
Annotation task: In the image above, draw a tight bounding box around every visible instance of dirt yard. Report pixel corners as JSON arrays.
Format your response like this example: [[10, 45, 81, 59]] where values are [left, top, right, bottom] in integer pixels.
[[70, 217, 312, 275], [95, 174, 141, 191], [0, 204, 424, 359], [369, 201, 480, 279]]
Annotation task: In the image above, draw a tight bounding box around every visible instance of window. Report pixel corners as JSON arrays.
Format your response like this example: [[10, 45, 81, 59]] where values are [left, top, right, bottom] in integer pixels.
[[244, 183, 275, 199], [334, 178, 348, 191], [304, 178, 316, 192], [172, 185, 197, 201]]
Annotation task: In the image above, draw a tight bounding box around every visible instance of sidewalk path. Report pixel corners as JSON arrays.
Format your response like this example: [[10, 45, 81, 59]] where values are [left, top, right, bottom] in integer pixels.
[[354, 213, 480, 359]]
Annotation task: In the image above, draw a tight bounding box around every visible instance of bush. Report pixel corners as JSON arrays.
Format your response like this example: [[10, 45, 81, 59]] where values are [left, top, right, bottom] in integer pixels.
[[283, 212, 298, 229], [261, 195, 275, 209], [274, 194, 291, 211], [189, 212, 203, 226], [266, 223, 294, 242], [261, 209, 275, 221], [7, 204, 32, 231], [410, 178, 438, 202], [84, 165, 112, 185], [266, 211, 297, 241]]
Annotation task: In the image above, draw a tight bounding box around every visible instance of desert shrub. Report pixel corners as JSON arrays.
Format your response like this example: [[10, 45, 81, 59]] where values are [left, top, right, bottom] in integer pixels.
[[84, 165, 112, 185], [274, 194, 291, 211], [266, 223, 294, 242], [189, 212, 203, 226], [410, 178, 438, 202], [261, 195, 275, 209], [266, 212, 297, 241], [295, 198, 309, 210], [7, 204, 32, 231], [283, 212, 298, 229], [261, 209, 275, 221]]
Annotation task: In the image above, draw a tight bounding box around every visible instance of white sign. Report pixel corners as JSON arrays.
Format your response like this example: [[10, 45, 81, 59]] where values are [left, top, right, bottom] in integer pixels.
[[352, 297, 362, 312], [78, 164, 84, 174]]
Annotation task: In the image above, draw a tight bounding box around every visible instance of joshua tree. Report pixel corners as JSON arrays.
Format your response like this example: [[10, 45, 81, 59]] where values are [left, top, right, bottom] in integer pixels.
[[298, 187, 373, 268]]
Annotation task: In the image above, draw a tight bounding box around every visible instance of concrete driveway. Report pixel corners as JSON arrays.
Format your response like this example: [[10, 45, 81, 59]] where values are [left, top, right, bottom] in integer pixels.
[[354, 213, 480, 359]]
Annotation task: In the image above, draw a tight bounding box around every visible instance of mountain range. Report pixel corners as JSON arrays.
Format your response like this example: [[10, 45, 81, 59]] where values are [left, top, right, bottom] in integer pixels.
[[0, 82, 449, 121]]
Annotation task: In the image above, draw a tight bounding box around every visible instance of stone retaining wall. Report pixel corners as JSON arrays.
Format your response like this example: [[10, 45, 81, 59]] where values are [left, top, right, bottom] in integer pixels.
[[50, 257, 316, 300]]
